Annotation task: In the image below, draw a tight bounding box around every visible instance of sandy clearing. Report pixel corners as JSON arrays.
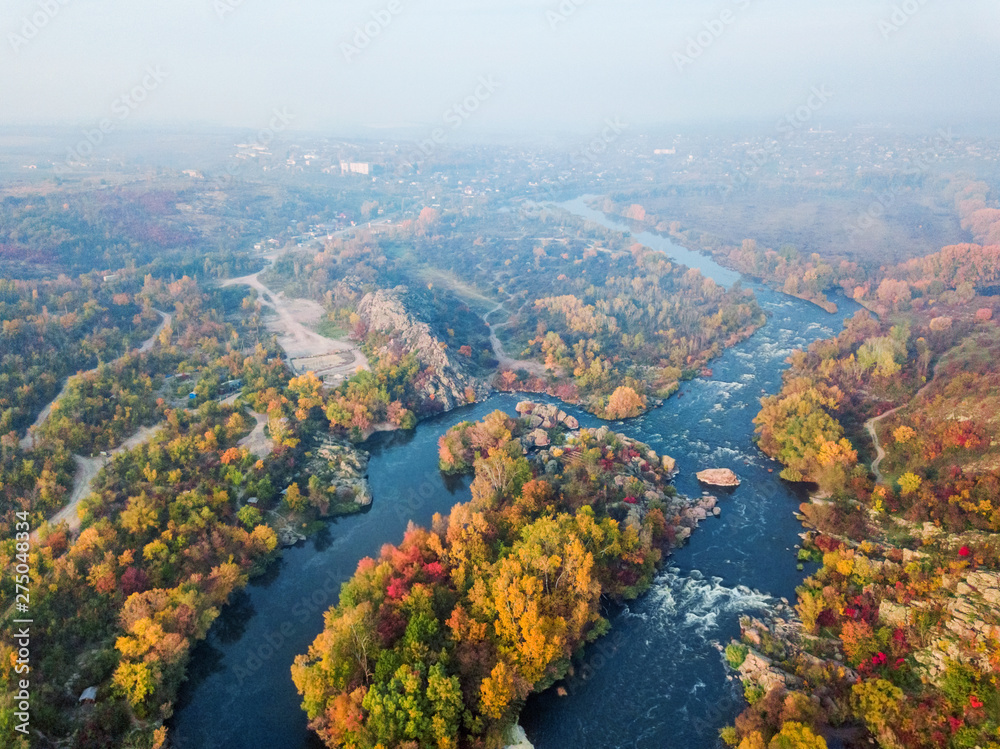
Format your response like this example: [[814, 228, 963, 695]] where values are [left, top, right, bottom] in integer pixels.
[[222, 271, 369, 382], [238, 411, 274, 459]]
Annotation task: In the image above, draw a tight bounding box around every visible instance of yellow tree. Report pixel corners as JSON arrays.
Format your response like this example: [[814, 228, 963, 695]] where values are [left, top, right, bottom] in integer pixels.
[[768, 722, 827, 749], [480, 660, 518, 720], [604, 386, 646, 419], [285, 482, 307, 512], [289, 372, 326, 420]]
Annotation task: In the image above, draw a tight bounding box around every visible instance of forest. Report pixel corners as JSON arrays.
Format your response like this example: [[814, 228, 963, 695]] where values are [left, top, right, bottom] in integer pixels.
[[2, 154, 999, 749]]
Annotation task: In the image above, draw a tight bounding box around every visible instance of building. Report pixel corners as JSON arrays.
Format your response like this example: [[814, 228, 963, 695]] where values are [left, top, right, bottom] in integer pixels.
[[340, 161, 371, 176]]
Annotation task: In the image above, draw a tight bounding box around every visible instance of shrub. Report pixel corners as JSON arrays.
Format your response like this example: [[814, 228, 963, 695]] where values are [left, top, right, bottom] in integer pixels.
[[726, 643, 750, 669]]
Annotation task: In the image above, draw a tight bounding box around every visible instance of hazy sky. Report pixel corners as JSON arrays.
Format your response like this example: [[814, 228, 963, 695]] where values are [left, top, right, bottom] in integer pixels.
[[2, 0, 998, 135]]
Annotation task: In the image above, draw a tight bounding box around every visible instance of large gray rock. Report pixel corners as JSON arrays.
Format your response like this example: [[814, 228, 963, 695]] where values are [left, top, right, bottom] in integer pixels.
[[358, 287, 488, 410]]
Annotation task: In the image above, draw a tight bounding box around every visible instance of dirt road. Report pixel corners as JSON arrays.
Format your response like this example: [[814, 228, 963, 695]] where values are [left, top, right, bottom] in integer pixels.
[[36, 424, 163, 539], [19, 310, 171, 450], [238, 411, 274, 459], [864, 362, 940, 484], [483, 300, 550, 378], [865, 406, 904, 485]]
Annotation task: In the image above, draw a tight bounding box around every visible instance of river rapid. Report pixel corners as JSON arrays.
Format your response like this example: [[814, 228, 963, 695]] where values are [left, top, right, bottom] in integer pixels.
[[169, 199, 859, 749]]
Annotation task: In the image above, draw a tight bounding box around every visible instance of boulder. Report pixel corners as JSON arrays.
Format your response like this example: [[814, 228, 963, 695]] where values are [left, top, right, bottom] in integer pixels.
[[354, 485, 373, 507], [738, 649, 802, 691], [277, 526, 306, 547], [696, 468, 740, 487], [563, 415, 579, 430], [661, 455, 677, 474], [529, 429, 550, 447], [516, 401, 534, 414], [878, 600, 909, 628]]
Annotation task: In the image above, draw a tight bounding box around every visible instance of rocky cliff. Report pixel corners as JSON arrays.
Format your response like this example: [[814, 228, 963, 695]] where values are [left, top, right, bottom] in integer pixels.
[[358, 286, 491, 411]]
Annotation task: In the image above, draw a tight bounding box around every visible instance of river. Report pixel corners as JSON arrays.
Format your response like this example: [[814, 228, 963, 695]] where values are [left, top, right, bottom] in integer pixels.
[[169, 199, 859, 749]]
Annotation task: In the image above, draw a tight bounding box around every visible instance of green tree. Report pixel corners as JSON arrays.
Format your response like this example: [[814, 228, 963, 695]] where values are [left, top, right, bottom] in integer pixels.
[[237, 505, 263, 529]]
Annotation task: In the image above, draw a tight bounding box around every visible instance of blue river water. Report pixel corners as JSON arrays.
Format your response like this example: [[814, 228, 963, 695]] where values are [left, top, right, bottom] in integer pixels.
[[169, 200, 859, 749]]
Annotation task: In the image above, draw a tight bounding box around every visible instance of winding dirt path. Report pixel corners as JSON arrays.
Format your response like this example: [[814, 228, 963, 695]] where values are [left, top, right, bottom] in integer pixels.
[[460, 258, 553, 379], [35, 424, 163, 539], [19, 310, 171, 450], [483, 300, 550, 378], [865, 407, 903, 485], [864, 362, 941, 484]]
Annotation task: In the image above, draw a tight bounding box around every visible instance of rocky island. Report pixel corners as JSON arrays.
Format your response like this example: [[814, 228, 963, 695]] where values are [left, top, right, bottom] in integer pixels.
[[291, 403, 720, 749], [696, 467, 741, 487]]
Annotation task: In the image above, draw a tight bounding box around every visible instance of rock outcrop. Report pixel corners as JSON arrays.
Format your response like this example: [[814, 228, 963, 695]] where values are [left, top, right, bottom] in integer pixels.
[[696, 468, 740, 487], [303, 437, 373, 516], [661, 455, 677, 475], [358, 286, 490, 411], [276, 524, 307, 548], [516, 402, 583, 447], [516, 401, 715, 544]]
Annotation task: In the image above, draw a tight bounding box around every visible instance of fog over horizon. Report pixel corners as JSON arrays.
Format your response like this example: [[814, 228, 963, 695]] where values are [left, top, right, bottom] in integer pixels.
[[2, 0, 999, 138]]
